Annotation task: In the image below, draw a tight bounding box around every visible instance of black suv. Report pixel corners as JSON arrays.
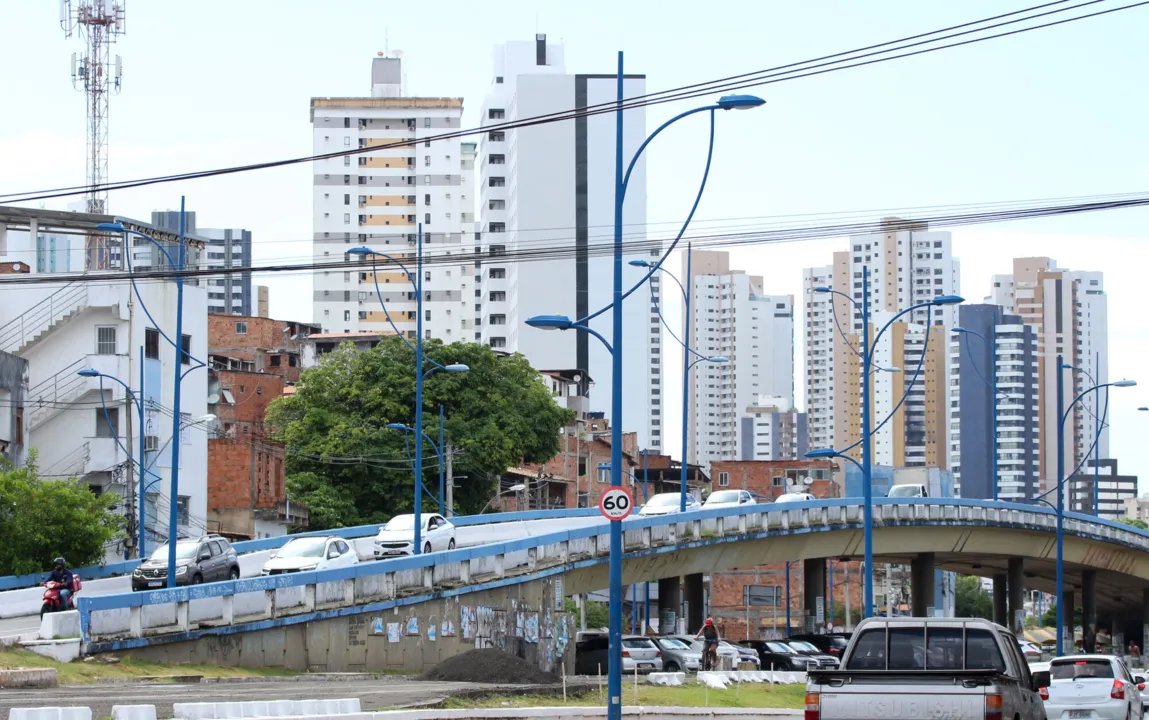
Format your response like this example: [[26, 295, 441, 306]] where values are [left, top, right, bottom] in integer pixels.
[[787, 633, 851, 659], [132, 535, 241, 591]]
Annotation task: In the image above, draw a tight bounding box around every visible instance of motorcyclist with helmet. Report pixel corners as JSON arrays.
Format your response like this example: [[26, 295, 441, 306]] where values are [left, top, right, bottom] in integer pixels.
[[47, 557, 75, 610]]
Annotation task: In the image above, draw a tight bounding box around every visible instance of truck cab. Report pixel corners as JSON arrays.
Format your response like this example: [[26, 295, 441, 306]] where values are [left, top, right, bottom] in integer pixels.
[[887, 483, 928, 499]]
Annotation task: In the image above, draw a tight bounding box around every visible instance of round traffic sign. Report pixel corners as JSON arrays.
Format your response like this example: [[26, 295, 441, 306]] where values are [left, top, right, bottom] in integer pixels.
[[599, 487, 634, 521]]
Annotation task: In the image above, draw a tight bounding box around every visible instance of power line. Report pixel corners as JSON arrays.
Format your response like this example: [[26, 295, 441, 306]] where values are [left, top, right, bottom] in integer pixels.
[[2, 1, 1144, 205]]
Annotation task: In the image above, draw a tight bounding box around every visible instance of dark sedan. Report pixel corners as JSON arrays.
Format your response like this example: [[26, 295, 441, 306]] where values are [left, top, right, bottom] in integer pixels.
[[785, 639, 840, 669], [741, 640, 816, 671]]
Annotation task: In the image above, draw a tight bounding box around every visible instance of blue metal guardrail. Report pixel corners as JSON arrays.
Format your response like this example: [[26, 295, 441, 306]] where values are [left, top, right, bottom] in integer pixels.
[[77, 497, 1149, 641], [0, 507, 601, 591]]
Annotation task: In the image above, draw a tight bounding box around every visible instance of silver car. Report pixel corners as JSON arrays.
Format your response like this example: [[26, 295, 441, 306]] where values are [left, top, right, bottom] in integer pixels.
[[652, 636, 702, 672]]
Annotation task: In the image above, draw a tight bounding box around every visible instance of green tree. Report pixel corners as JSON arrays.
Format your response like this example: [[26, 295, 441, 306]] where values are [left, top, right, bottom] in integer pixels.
[[955, 575, 993, 620], [267, 337, 573, 529], [0, 453, 124, 575], [565, 599, 609, 629], [1118, 517, 1149, 530]]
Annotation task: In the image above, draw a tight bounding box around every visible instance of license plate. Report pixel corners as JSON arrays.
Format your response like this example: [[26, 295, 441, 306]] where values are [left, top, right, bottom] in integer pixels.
[[638, 663, 653, 669], [147, 581, 161, 588], [1069, 711, 1091, 719]]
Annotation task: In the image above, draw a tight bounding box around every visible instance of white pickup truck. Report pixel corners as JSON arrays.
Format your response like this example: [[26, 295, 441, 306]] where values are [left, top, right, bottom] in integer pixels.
[[804, 616, 1046, 720]]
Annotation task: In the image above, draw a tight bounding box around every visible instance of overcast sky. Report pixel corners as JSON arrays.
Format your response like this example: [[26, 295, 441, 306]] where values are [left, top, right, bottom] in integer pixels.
[[2, 1, 1147, 484]]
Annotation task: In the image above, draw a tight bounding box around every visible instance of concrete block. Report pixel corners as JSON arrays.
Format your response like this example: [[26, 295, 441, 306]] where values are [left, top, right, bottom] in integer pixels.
[[9, 708, 92, 720], [171, 703, 216, 720], [646, 672, 685, 686], [111, 706, 157, 720], [20, 639, 81, 663], [39, 610, 80, 639], [0, 668, 57, 689]]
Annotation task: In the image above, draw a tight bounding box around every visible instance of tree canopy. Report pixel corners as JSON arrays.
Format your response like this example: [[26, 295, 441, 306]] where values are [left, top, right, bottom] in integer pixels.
[[267, 337, 573, 529], [1117, 517, 1148, 530], [955, 575, 993, 620], [0, 453, 124, 575]]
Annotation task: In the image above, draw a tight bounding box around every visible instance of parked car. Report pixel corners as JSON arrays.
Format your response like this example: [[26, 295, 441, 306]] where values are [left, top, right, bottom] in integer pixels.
[[373, 514, 456, 557], [743, 640, 817, 671], [703, 490, 756, 509], [671, 635, 741, 669], [1044, 654, 1143, 720], [785, 639, 841, 669], [575, 634, 663, 675], [806, 617, 1045, 720], [261, 535, 359, 576], [650, 636, 700, 673], [1018, 640, 1042, 660], [788, 632, 851, 658], [132, 535, 240, 590], [722, 642, 761, 669], [887, 483, 928, 498], [638, 493, 701, 517], [775, 492, 816, 503]]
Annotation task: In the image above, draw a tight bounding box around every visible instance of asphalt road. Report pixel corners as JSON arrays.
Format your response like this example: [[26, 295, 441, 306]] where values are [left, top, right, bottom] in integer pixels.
[[0, 677, 493, 718], [0, 614, 42, 641]]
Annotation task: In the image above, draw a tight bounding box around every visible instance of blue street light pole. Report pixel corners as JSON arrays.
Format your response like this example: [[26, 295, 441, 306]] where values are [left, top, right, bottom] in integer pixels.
[[809, 271, 963, 618], [527, 62, 762, 718], [1064, 359, 1107, 516], [629, 245, 727, 513], [1053, 357, 1136, 654]]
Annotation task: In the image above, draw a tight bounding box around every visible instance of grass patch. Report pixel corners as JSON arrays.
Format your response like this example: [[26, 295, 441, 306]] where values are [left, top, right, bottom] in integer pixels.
[[0, 649, 297, 685], [444, 682, 806, 709]]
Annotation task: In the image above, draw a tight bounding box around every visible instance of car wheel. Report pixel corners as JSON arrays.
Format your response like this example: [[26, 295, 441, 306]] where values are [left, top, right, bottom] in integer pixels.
[[191, 573, 203, 585], [664, 661, 680, 672], [424, 543, 432, 554], [229, 567, 240, 581], [448, 538, 456, 550]]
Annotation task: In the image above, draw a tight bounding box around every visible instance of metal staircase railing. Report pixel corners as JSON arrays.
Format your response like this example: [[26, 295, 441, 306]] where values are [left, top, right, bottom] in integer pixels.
[[26, 358, 89, 430], [0, 282, 89, 355]]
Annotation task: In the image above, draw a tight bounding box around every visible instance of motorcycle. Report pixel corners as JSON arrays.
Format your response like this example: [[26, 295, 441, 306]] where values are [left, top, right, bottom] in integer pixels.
[[41, 580, 78, 618]]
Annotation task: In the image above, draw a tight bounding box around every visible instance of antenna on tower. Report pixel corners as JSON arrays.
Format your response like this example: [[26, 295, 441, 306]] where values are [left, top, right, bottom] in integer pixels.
[[61, 0, 125, 268]]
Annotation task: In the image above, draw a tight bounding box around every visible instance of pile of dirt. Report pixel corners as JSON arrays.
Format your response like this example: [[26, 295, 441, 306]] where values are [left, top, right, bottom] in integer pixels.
[[419, 648, 558, 685]]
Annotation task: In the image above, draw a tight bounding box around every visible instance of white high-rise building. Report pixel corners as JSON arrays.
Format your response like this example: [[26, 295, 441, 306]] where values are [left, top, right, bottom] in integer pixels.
[[477, 36, 659, 451], [686, 250, 794, 469], [311, 56, 472, 343], [986, 257, 1108, 490], [804, 218, 960, 466]]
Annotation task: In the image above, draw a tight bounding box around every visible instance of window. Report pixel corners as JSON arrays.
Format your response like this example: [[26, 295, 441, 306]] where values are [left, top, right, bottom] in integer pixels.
[[180, 334, 192, 365], [489, 291, 506, 302], [343, 193, 350, 205], [489, 199, 505, 210], [96, 326, 116, 355], [489, 154, 505, 164], [425, 213, 431, 224], [489, 177, 505, 187], [488, 109, 505, 120], [145, 328, 160, 359], [425, 139, 431, 147], [144, 434, 159, 452], [489, 268, 506, 279], [176, 496, 190, 527], [344, 156, 350, 167], [343, 117, 350, 128], [490, 222, 505, 233], [270, 355, 281, 367], [95, 407, 119, 438], [343, 137, 350, 147], [424, 175, 431, 185], [424, 155, 431, 166], [489, 130, 505, 142], [343, 213, 350, 225], [718, 471, 729, 487], [344, 310, 350, 322], [424, 117, 431, 128]]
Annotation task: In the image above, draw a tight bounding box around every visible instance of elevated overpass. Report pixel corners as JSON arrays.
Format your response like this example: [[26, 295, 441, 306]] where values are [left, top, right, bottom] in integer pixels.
[[72, 498, 1149, 672]]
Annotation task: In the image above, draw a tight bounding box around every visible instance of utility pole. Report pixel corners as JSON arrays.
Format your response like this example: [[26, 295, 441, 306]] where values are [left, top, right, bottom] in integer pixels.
[[445, 443, 454, 517]]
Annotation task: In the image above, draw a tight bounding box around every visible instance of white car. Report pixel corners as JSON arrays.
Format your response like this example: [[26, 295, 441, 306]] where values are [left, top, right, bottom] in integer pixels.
[[1043, 654, 1144, 720], [261, 535, 359, 576], [374, 513, 456, 557], [703, 489, 757, 509], [775, 492, 816, 503], [1018, 640, 1042, 659], [638, 492, 701, 516]]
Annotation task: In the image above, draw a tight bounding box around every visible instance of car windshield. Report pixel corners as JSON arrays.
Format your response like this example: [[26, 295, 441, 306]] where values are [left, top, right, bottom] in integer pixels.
[[150, 543, 198, 561], [888, 485, 921, 497], [647, 494, 680, 507], [789, 641, 819, 653], [1051, 659, 1114, 680], [658, 638, 690, 650], [707, 491, 740, 504], [767, 642, 796, 654], [384, 515, 417, 531], [278, 537, 327, 558]]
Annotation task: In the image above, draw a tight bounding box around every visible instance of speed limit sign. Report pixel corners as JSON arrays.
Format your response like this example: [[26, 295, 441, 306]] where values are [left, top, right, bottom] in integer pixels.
[[599, 487, 634, 521]]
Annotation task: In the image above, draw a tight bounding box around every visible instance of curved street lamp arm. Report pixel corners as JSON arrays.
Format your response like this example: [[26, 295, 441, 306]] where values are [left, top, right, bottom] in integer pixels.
[[648, 282, 710, 362], [121, 229, 207, 369], [576, 108, 716, 326], [1063, 382, 1123, 427], [960, 330, 993, 391], [365, 254, 420, 356], [569, 323, 614, 354], [829, 294, 864, 359], [840, 304, 934, 455], [869, 300, 936, 363], [1064, 386, 1110, 483], [652, 264, 690, 305], [620, 105, 715, 199], [399, 431, 446, 511], [94, 376, 162, 482]]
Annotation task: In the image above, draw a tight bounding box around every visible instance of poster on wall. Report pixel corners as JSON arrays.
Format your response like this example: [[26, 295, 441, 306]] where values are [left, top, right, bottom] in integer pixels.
[[525, 613, 539, 643], [386, 623, 401, 643], [405, 617, 419, 636], [441, 619, 457, 637], [461, 606, 476, 640], [371, 617, 384, 635], [428, 619, 437, 642], [476, 606, 494, 640]]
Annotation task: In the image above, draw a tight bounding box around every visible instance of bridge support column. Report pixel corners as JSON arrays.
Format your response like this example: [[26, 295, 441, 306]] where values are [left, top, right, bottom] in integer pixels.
[[804, 559, 826, 632], [1142, 589, 1149, 653], [1082, 570, 1097, 643], [911, 553, 934, 617], [992, 574, 1007, 626], [1062, 589, 1075, 651], [658, 577, 681, 635], [1007, 558, 1025, 634], [684, 573, 704, 635]]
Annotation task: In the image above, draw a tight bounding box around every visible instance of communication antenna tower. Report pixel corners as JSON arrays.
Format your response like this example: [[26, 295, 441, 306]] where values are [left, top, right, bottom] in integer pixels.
[[61, 0, 125, 217]]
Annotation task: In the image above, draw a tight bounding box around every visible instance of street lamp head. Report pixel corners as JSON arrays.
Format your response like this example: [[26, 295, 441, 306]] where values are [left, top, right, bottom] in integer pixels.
[[804, 448, 841, 460], [385, 423, 409, 431], [95, 222, 125, 232], [628, 260, 651, 268], [77, 369, 101, 377], [878, 366, 902, 373], [706, 356, 729, 363], [443, 364, 470, 373], [346, 247, 374, 256], [931, 294, 964, 306], [1139, 407, 1149, 411], [813, 286, 832, 294], [508, 484, 526, 492], [1113, 380, 1137, 388], [951, 327, 968, 334], [525, 314, 574, 331], [716, 94, 766, 110]]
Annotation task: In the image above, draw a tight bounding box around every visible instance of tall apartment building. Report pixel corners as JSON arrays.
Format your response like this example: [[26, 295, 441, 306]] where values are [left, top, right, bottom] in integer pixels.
[[311, 56, 472, 343], [685, 250, 794, 468], [477, 36, 659, 451], [947, 304, 1041, 500], [151, 210, 254, 316], [987, 258, 1108, 491], [804, 218, 960, 463]]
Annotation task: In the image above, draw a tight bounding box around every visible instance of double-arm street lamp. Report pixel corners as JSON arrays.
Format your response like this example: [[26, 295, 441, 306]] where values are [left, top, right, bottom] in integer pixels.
[[805, 265, 963, 618], [527, 55, 763, 720]]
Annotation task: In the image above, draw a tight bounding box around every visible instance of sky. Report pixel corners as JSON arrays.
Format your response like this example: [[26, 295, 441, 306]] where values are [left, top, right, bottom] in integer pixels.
[[1, 1, 1147, 485]]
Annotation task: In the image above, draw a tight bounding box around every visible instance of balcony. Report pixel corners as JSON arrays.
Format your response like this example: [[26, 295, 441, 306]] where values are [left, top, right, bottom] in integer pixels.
[[85, 436, 131, 476]]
